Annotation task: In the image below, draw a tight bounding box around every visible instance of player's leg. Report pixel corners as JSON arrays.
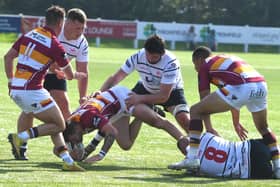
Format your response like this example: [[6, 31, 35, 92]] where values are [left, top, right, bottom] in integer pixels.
[[132, 103, 184, 141], [8, 112, 33, 160], [44, 74, 71, 120], [34, 105, 84, 171], [113, 116, 142, 150], [49, 89, 71, 120], [185, 92, 232, 169], [249, 139, 273, 179], [248, 82, 280, 178], [251, 110, 280, 178], [163, 89, 190, 133]]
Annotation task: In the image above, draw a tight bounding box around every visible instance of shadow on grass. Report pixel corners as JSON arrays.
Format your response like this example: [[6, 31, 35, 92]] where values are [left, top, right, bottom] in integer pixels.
[[0, 158, 165, 173], [114, 172, 233, 185], [0, 159, 62, 173], [80, 163, 164, 172]]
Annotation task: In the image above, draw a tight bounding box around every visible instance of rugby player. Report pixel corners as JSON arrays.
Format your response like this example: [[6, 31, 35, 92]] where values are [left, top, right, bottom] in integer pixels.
[[4, 5, 86, 171], [168, 132, 274, 179], [62, 85, 188, 162], [182, 46, 280, 178], [100, 35, 191, 134]]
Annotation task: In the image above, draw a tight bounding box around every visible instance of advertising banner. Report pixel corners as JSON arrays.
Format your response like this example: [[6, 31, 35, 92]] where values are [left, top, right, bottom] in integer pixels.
[[85, 19, 136, 39], [0, 15, 21, 33]]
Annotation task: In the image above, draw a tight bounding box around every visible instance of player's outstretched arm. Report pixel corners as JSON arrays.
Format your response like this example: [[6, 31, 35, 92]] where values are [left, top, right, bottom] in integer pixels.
[[84, 123, 117, 163]]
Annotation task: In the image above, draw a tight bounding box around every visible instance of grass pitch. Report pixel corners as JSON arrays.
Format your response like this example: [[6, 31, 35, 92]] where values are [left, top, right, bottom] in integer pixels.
[[0, 43, 280, 186]]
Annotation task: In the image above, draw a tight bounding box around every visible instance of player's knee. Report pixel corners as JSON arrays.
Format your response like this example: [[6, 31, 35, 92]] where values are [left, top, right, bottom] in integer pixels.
[[172, 104, 189, 117], [189, 104, 202, 117], [119, 143, 133, 151], [54, 121, 66, 133]]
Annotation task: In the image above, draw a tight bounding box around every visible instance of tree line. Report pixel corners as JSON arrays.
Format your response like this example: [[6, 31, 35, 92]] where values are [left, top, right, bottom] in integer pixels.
[[1, 0, 279, 27]]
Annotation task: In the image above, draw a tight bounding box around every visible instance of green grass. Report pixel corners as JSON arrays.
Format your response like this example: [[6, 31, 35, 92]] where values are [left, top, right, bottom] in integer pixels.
[[0, 42, 280, 186]]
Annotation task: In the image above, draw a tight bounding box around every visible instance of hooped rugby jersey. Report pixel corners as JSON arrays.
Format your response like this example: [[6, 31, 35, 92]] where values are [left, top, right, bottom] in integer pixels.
[[57, 29, 89, 62], [121, 48, 184, 94], [68, 85, 131, 132], [11, 26, 69, 90], [198, 132, 250, 178], [198, 55, 265, 92]]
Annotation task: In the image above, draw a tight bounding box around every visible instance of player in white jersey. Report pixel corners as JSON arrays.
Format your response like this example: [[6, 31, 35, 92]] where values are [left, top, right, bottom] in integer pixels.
[[44, 8, 89, 120], [168, 132, 274, 179], [100, 35, 190, 134]]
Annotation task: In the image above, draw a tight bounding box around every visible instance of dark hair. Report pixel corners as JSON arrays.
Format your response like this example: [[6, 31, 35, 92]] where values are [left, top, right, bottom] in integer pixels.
[[192, 46, 212, 61], [144, 35, 165, 54], [63, 121, 83, 142], [45, 5, 65, 26], [67, 8, 87, 24]]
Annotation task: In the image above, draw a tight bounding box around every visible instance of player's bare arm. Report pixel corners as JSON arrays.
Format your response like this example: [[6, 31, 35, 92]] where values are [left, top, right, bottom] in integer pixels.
[[125, 83, 172, 108], [84, 134, 115, 163], [76, 61, 88, 104], [4, 48, 18, 80], [100, 69, 127, 91]]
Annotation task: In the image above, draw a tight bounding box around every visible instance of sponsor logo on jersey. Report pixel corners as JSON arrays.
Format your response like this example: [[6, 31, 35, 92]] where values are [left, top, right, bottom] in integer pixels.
[[125, 60, 131, 68], [92, 116, 101, 128]]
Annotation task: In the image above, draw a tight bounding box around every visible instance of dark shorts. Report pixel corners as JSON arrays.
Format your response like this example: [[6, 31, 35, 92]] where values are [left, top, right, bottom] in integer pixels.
[[250, 139, 273, 179], [131, 82, 189, 111], [44, 74, 67, 91]]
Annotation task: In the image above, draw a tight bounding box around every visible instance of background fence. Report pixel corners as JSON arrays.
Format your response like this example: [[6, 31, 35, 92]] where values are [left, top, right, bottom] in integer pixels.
[[1, 14, 280, 52]]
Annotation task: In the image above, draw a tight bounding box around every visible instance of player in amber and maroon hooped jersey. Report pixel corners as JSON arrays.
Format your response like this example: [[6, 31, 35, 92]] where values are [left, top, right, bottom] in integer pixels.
[[181, 46, 280, 178], [62, 85, 187, 162], [4, 5, 86, 171]]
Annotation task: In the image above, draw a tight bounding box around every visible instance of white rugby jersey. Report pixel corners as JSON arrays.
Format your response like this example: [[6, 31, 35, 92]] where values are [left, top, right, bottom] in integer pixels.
[[198, 132, 250, 178], [73, 85, 132, 124], [58, 29, 89, 62], [121, 48, 184, 94]]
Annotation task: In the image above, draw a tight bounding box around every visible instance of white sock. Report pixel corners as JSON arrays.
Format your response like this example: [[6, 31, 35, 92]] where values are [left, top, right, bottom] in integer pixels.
[[273, 159, 280, 170], [187, 147, 198, 159], [60, 151, 74, 165], [18, 131, 30, 141], [95, 132, 104, 141]]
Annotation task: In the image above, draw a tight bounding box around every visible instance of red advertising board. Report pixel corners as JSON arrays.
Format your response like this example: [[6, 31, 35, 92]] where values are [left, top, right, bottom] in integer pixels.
[[20, 16, 136, 39], [85, 19, 136, 39]]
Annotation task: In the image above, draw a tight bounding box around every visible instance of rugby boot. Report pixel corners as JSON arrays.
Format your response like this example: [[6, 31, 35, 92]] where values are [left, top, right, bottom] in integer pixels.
[[168, 158, 200, 170], [8, 133, 26, 160], [62, 162, 86, 172]]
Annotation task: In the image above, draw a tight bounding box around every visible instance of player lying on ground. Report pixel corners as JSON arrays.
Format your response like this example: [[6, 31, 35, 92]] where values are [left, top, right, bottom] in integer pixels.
[[168, 132, 275, 179], [61, 85, 188, 162]]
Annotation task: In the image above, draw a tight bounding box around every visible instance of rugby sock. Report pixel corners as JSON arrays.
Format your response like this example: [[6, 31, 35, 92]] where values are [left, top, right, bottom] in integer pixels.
[[93, 131, 105, 144], [58, 146, 74, 165], [262, 131, 280, 168], [18, 127, 39, 141], [187, 119, 203, 159], [89, 131, 105, 147], [84, 131, 105, 156]]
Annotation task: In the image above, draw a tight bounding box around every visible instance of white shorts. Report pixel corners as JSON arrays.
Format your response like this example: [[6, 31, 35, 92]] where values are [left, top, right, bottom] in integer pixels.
[[216, 82, 267, 112], [10, 89, 56, 114]]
